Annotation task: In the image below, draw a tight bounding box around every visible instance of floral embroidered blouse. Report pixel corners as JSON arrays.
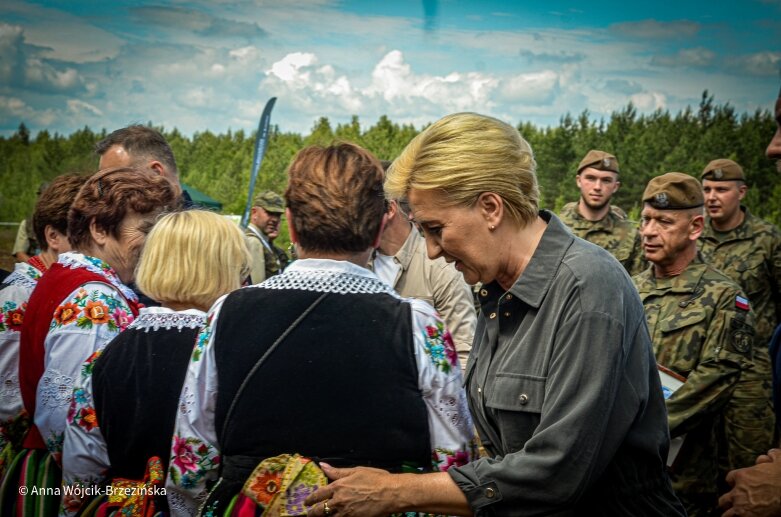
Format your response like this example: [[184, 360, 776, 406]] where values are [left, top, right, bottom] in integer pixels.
[[0, 260, 46, 461], [61, 307, 206, 517], [34, 252, 136, 460], [165, 259, 477, 516]]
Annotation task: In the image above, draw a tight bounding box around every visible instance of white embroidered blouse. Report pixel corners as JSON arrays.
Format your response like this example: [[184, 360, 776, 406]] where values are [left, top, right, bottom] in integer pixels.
[[60, 307, 206, 517], [34, 252, 136, 459], [165, 259, 477, 516]]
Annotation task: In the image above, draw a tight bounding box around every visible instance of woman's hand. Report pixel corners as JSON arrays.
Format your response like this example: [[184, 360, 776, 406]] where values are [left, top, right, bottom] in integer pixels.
[[305, 463, 401, 517]]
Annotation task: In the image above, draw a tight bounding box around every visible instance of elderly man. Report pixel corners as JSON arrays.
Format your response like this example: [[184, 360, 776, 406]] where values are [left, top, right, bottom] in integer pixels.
[[559, 149, 645, 274], [371, 195, 476, 367], [633, 172, 757, 517], [719, 89, 781, 517], [245, 190, 289, 283]]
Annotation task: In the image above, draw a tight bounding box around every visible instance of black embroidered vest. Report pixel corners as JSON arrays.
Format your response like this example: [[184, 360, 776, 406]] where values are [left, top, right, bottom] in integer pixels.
[[93, 321, 200, 480], [213, 286, 431, 474]]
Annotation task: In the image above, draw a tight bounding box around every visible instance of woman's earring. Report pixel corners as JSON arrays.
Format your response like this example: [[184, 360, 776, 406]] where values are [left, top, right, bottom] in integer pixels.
[[489, 225, 496, 231]]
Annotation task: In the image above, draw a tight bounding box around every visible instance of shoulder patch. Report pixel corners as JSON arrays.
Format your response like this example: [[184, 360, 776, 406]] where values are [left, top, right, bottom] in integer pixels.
[[729, 317, 754, 355], [735, 295, 750, 311]]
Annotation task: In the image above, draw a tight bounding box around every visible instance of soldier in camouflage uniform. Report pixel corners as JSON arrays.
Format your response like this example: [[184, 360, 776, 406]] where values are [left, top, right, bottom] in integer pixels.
[[245, 191, 290, 284], [633, 173, 758, 516], [698, 159, 777, 475], [559, 149, 645, 275]]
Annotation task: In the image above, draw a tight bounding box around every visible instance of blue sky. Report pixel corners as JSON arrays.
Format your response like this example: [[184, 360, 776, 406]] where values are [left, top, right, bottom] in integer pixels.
[[0, 0, 779, 137]]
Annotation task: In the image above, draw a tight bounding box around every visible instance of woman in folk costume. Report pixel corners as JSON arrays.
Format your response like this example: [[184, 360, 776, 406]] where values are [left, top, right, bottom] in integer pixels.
[[7, 167, 178, 516], [0, 174, 88, 480], [60, 210, 250, 516], [165, 143, 476, 516]]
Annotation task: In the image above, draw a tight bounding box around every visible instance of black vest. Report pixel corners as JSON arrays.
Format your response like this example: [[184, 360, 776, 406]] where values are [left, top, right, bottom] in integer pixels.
[[213, 287, 431, 474], [92, 324, 198, 480]]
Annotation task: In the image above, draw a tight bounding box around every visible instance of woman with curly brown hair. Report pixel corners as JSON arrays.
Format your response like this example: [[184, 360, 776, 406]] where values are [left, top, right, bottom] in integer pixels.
[[8, 167, 178, 513]]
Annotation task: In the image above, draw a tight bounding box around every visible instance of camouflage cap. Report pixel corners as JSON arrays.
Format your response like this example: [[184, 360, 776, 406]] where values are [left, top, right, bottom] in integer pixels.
[[643, 172, 704, 210], [577, 150, 620, 174], [253, 190, 285, 213], [701, 158, 745, 181]]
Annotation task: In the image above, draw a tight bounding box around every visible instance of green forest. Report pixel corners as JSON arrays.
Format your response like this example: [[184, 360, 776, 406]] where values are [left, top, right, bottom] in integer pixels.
[[2, 91, 779, 237]]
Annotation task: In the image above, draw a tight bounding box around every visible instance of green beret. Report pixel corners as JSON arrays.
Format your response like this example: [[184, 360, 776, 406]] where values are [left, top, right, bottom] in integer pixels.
[[253, 190, 285, 213], [577, 150, 619, 174], [701, 158, 745, 181], [643, 172, 704, 210]]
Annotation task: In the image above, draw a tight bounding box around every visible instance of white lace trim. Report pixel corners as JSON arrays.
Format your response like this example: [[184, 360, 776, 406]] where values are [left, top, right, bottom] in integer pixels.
[[58, 252, 138, 303], [258, 269, 399, 295], [129, 312, 206, 332], [39, 369, 75, 409], [1, 371, 20, 403]]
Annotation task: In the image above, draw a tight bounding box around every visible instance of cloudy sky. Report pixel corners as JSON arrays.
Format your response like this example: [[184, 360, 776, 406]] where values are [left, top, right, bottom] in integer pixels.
[[1, 0, 779, 137]]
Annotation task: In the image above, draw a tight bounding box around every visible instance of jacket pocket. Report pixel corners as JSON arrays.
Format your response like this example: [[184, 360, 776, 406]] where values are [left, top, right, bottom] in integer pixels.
[[484, 374, 546, 453]]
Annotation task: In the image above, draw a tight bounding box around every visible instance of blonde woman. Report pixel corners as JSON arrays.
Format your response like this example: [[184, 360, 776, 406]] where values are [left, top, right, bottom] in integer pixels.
[[60, 210, 250, 515], [306, 114, 685, 516]]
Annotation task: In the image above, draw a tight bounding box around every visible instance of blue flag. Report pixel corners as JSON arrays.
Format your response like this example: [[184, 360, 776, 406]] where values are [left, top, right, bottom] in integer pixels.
[[241, 97, 277, 228]]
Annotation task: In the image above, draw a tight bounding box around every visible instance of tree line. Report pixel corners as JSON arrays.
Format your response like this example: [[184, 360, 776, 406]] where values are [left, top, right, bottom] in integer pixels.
[[1, 91, 778, 231]]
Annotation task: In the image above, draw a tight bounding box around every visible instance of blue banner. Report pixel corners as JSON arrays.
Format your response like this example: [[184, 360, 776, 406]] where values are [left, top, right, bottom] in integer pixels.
[[241, 97, 277, 228]]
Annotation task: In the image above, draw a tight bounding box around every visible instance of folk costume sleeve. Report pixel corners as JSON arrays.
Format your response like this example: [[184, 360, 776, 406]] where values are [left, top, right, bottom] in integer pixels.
[[408, 299, 477, 471], [60, 350, 110, 517], [165, 298, 224, 517], [36, 282, 133, 462]]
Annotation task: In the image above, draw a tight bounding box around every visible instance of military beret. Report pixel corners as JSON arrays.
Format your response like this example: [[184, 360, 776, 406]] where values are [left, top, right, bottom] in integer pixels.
[[642, 172, 704, 210], [253, 190, 285, 213], [577, 150, 620, 174], [701, 158, 745, 181]]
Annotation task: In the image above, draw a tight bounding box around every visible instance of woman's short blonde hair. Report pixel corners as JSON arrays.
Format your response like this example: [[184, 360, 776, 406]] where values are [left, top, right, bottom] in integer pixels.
[[385, 112, 539, 226], [136, 210, 250, 309]]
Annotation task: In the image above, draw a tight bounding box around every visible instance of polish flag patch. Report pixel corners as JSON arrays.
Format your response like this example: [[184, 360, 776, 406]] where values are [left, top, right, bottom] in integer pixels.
[[735, 296, 750, 311]]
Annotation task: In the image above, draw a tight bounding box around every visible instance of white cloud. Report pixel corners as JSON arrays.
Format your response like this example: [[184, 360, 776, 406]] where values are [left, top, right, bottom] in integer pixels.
[[630, 91, 668, 111], [0, 23, 86, 94], [611, 19, 701, 39], [499, 71, 559, 104], [67, 99, 102, 116], [651, 47, 716, 68], [729, 51, 781, 76], [0, 95, 57, 126]]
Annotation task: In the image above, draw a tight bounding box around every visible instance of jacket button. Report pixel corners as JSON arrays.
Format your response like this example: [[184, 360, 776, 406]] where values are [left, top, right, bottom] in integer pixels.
[[519, 394, 529, 405], [504, 312, 511, 317], [505, 294, 513, 301], [485, 487, 496, 499], [489, 312, 497, 319], [480, 289, 488, 297]]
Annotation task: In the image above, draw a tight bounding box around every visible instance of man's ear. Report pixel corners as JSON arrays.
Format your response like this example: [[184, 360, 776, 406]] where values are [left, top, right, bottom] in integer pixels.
[[149, 160, 166, 177], [689, 214, 705, 241], [738, 183, 748, 201], [372, 212, 390, 249]]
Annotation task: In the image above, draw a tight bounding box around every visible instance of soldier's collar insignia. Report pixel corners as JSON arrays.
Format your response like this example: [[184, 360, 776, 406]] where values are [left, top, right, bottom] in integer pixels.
[[713, 168, 723, 179], [654, 192, 669, 208]]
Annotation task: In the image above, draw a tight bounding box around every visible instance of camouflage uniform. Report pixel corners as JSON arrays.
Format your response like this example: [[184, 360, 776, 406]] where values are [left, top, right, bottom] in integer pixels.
[[244, 224, 289, 283], [559, 202, 646, 275], [633, 255, 757, 517], [699, 207, 779, 483], [700, 207, 781, 367]]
